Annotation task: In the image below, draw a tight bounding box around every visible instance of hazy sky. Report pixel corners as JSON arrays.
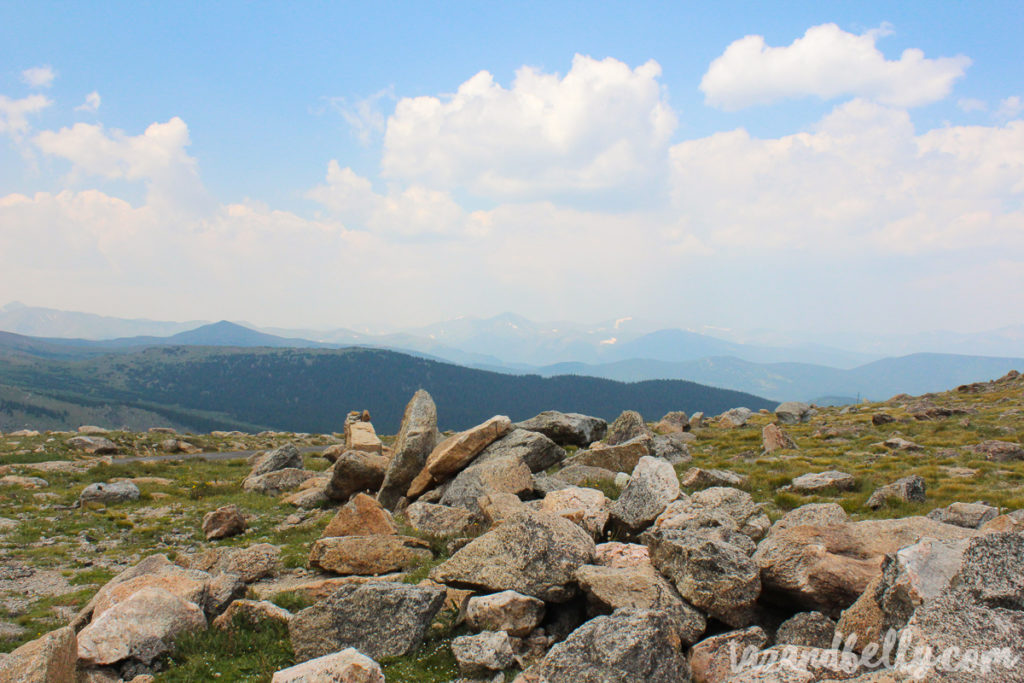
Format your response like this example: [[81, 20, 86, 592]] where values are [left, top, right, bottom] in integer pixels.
[[1, 1, 1022, 334]]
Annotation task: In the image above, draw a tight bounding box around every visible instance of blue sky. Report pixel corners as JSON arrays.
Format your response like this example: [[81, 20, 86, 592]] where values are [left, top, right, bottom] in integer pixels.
[[2, 1, 1022, 334]]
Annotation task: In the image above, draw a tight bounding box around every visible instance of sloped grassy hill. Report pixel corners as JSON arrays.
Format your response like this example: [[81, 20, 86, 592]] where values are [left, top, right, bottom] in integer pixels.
[[0, 342, 774, 433]]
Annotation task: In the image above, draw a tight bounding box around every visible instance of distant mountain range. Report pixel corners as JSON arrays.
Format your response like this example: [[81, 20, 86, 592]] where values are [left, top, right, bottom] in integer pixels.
[[0, 304, 1021, 405], [0, 330, 774, 433]]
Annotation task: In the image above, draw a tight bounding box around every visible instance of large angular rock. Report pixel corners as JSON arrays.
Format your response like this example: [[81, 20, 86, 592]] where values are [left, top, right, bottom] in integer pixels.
[[654, 411, 689, 434], [407, 415, 513, 498], [530, 609, 691, 683], [762, 424, 798, 452], [925, 501, 999, 528], [550, 464, 617, 487], [606, 410, 653, 445], [439, 454, 532, 512], [680, 468, 748, 489], [538, 486, 610, 539], [465, 590, 546, 637], [309, 536, 432, 575], [378, 390, 441, 510], [271, 648, 384, 683], [775, 401, 814, 425], [655, 487, 771, 542], [781, 470, 855, 494], [251, 443, 303, 476], [515, 411, 607, 447], [649, 533, 761, 627], [771, 503, 849, 533], [79, 481, 140, 505], [243, 468, 317, 495], [326, 451, 389, 502], [0, 626, 77, 683], [289, 581, 445, 662], [89, 564, 212, 620], [77, 587, 206, 665], [451, 630, 516, 677], [719, 407, 752, 428], [972, 439, 1024, 461], [176, 543, 281, 583], [404, 501, 480, 537], [68, 435, 119, 454], [429, 509, 595, 602], [609, 456, 679, 534], [650, 433, 693, 465], [203, 504, 247, 540], [565, 436, 651, 473], [474, 428, 566, 473], [865, 475, 926, 510], [754, 516, 977, 615], [347, 421, 383, 455], [322, 493, 398, 538], [774, 612, 837, 649], [575, 564, 706, 644], [213, 599, 292, 631]]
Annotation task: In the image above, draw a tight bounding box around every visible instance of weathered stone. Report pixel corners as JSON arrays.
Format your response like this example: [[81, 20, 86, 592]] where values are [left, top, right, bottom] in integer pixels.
[[243, 468, 318, 495], [0, 626, 76, 683], [68, 435, 119, 454], [474, 428, 566, 473], [681, 468, 748, 489], [925, 501, 999, 528], [407, 416, 513, 498], [575, 564, 706, 644], [655, 487, 771, 542], [288, 581, 445, 662], [871, 413, 895, 426], [878, 436, 923, 452], [775, 612, 837, 649], [452, 630, 516, 676], [649, 533, 761, 627], [781, 471, 855, 494], [430, 509, 595, 602], [762, 424, 798, 452], [650, 433, 693, 464], [78, 587, 206, 665], [979, 509, 1024, 533], [283, 486, 328, 509], [776, 401, 815, 425], [206, 571, 246, 616], [0, 475, 47, 489], [309, 535, 432, 575], [531, 609, 691, 683], [322, 493, 398, 538], [347, 421, 383, 455], [515, 411, 607, 447], [90, 564, 211, 621], [477, 492, 527, 526], [440, 454, 532, 512], [647, 509, 756, 556], [609, 456, 679, 534], [606, 410, 653, 445], [721, 645, 866, 682], [212, 599, 292, 630], [754, 516, 977, 615], [719, 407, 752, 428], [689, 626, 768, 683], [251, 443, 303, 476], [404, 501, 480, 537], [271, 647, 385, 683], [378, 390, 441, 510], [539, 486, 610, 539], [771, 503, 849, 533], [465, 591, 546, 637], [865, 475, 926, 510], [177, 543, 281, 583], [202, 504, 247, 540], [79, 481, 140, 505], [566, 436, 651, 473], [972, 439, 1024, 461], [326, 451, 389, 502], [689, 412, 705, 429]]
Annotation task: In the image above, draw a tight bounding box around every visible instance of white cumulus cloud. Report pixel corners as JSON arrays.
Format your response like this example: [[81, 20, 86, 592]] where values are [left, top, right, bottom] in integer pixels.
[[75, 91, 101, 113], [0, 94, 52, 139], [21, 65, 55, 88], [381, 54, 677, 201], [996, 96, 1024, 121], [700, 23, 970, 110]]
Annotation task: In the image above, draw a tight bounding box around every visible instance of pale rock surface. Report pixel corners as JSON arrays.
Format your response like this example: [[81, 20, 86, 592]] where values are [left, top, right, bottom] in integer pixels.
[[271, 647, 385, 683], [465, 590, 545, 637]]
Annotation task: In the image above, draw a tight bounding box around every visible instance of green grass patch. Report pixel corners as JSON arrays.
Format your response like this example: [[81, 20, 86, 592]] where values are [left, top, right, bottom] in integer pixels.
[[157, 616, 293, 682]]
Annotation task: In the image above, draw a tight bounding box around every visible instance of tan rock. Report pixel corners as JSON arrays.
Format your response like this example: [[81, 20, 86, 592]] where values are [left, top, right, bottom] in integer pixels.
[[594, 542, 651, 568], [309, 535, 432, 575], [564, 436, 651, 473], [762, 423, 798, 452], [407, 415, 513, 498], [689, 626, 768, 683], [271, 647, 385, 683], [78, 587, 206, 665], [90, 566, 211, 621], [477, 491, 527, 525], [248, 574, 404, 602], [404, 502, 480, 537], [322, 493, 398, 538], [465, 590, 546, 637], [680, 468, 748, 489], [0, 475, 47, 489], [347, 421, 383, 455], [0, 626, 76, 683], [177, 543, 281, 583]]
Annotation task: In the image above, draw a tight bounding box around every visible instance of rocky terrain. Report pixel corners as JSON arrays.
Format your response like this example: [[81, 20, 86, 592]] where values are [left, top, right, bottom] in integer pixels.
[[0, 371, 1022, 682]]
